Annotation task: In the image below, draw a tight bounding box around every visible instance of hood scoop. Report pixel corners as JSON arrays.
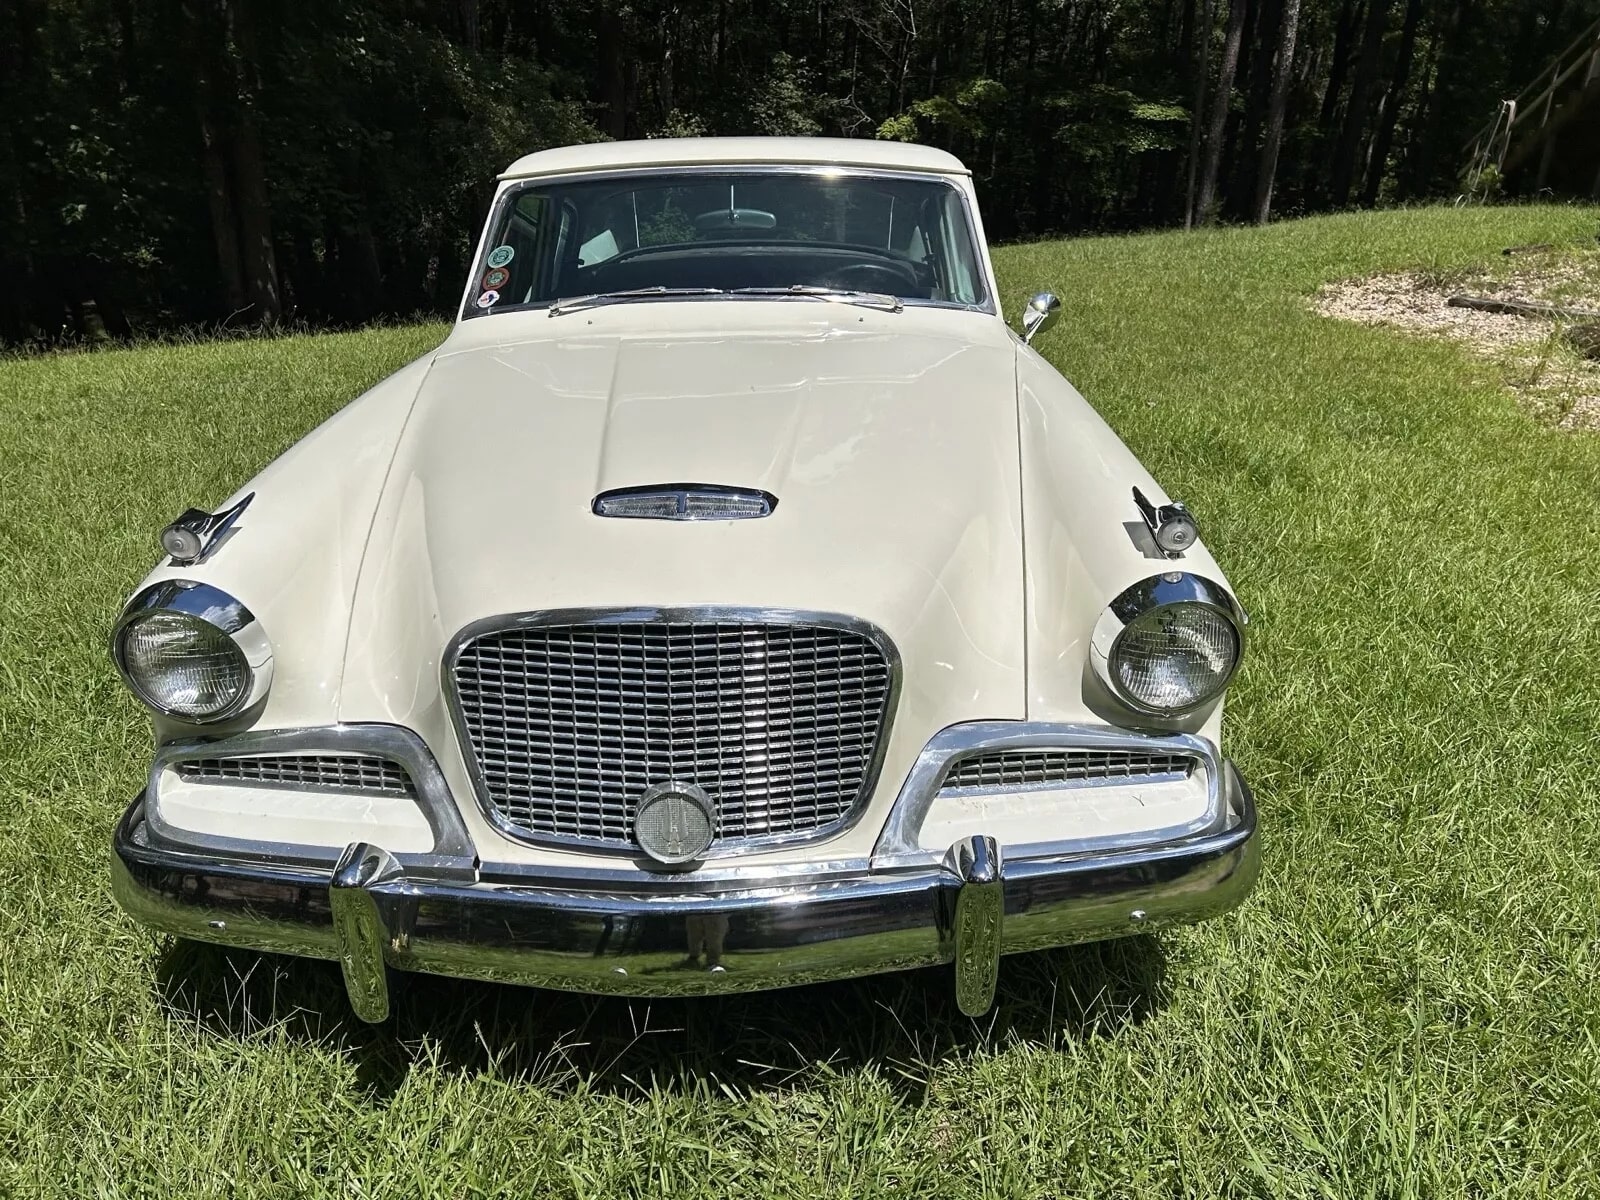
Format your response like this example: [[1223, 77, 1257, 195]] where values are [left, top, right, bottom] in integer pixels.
[[592, 484, 777, 521]]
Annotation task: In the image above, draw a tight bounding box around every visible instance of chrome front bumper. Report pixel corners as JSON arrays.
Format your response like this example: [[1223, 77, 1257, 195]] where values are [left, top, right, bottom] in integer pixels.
[[111, 764, 1259, 1022]]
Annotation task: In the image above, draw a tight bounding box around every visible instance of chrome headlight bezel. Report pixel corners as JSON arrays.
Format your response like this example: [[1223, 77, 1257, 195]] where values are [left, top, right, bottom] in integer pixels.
[[111, 580, 273, 722], [1089, 572, 1245, 717]]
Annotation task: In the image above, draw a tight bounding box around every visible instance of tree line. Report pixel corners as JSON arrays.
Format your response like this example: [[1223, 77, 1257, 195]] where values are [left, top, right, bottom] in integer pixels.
[[1, 0, 1592, 346]]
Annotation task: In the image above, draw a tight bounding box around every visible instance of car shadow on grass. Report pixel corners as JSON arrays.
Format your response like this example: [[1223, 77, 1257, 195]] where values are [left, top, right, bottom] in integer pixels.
[[154, 935, 1168, 1100]]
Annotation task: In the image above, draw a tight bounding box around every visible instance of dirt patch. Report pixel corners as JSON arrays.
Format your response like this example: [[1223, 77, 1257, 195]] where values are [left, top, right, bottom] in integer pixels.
[[1312, 247, 1600, 430]]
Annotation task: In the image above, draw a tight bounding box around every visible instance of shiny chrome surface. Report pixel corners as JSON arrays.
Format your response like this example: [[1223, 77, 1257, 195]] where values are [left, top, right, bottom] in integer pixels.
[[591, 483, 778, 521], [1131, 485, 1199, 558], [939, 746, 1198, 795], [1020, 292, 1061, 343], [147, 725, 476, 870], [329, 842, 403, 1023], [947, 835, 1003, 1016], [1088, 572, 1246, 718], [111, 763, 1258, 1014], [160, 492, 254, 566], [444, 607, 901, 858], [110, 579, 274, 722], [874, 720, 1223, 864], [174, 753, 415, 798]]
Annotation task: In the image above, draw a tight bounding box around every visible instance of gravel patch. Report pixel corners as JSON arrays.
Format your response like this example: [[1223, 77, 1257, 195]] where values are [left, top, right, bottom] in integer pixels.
[[1313, 257, 1600, 430]]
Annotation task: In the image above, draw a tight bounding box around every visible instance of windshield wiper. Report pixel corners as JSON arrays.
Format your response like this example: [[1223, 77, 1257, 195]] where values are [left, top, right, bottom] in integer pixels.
[[548, 286, 725, 316], [732, 285, 904, 312]]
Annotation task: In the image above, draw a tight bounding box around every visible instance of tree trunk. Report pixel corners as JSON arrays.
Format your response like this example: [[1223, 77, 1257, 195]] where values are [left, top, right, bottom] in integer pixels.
[[1185, 0, 1216, 228], [1328, 0, 1389, 206], [1360, 0, 1421, 206], [1252, 0, 1302, 221], [198, 112, 247, 315], [1196, 0, 1248, 224]]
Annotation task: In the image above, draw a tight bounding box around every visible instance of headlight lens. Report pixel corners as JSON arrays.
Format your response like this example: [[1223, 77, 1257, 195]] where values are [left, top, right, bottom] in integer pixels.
[[112, 580, 271, 721], [119, 611, 251, 718], [1110, 603, 1239, 711], [1091, 573, 1244, 716]]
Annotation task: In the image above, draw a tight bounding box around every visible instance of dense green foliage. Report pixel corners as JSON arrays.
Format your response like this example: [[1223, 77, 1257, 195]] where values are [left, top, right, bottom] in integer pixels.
[[4, 206, 1600, 1194], [3, 0, 1597, 345]]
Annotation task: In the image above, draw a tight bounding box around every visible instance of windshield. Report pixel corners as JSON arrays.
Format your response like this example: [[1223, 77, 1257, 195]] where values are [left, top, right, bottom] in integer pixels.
[[463, 169, 988, 317]]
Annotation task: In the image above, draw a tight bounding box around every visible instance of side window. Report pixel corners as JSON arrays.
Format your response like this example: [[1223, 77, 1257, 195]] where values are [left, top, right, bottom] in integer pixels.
[[938, 192, 981, 305]]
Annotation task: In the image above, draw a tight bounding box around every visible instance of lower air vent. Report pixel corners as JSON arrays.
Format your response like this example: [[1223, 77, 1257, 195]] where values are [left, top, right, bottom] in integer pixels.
[[174, 754, 415, 798], [940, 747, 1197, 793]]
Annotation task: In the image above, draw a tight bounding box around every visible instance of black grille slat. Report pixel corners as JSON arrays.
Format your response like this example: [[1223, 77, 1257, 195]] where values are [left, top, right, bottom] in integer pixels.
[[175, 754, 415, 797], [940, 749, 1196, 793], [452, 619, 894, 846]]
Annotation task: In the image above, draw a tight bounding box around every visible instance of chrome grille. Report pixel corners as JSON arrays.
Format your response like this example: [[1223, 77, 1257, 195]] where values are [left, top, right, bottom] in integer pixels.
[[941, 748, 1196, 793], [174, 754, 415, 797], [451, 617, 896, 847]]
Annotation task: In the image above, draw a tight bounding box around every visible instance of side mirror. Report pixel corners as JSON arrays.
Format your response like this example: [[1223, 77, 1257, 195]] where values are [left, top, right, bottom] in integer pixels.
[[1020, 292, 1061, 344]]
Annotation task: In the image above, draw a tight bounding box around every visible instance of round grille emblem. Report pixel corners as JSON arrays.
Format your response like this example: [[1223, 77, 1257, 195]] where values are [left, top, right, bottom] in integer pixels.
[[634, 781, 715, 865]]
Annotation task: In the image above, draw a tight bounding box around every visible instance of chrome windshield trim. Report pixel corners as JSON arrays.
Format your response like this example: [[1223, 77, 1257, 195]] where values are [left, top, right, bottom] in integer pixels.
[[872, 720, 1223, 863], [147, 724, 476, 869], [460, 163, 996, 320], [441, 605, 903, 863]]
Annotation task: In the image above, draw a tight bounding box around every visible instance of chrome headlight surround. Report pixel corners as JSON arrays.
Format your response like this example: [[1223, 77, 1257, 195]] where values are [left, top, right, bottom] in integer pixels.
[[111, 580, 273, 722], [1089, 572, 1245, 717]]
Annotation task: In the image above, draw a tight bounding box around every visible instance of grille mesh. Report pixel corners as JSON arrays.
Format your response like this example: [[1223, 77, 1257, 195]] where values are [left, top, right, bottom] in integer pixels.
[[451, 619, 895, 846], [941, 748, 1196, 793], [175, 754, 415, 796]]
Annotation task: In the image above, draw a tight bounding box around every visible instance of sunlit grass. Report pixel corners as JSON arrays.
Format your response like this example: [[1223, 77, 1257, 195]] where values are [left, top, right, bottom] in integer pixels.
[[3, 204, 1600, 1196]]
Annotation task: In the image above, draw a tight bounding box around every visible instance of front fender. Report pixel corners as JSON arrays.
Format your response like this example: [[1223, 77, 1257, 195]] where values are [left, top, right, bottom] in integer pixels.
[[1016, 344, 1238, 737], [120, 355, 436, 743]]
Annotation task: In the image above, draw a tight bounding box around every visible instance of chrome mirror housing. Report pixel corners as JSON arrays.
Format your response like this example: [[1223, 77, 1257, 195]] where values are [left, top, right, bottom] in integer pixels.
[[1020, 293, 1061, 344]]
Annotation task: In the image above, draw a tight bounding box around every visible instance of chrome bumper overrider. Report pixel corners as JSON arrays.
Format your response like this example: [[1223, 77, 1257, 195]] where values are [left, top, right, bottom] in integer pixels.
[[111, 765, 1259, 1022]]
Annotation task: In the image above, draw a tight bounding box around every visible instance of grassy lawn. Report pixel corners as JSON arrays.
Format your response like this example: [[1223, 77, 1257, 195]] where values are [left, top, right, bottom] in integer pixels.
[[4, 203, 1600, 1196]]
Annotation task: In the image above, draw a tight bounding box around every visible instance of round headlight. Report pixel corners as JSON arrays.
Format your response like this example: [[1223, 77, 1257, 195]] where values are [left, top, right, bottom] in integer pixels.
[[112, 581, 272, 721], [1091, 573, 1243, 716]]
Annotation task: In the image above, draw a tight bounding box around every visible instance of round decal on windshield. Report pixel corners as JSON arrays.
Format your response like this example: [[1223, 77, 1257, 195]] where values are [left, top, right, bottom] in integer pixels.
[[476, 289, 501, 309], [481, 266, 510, 290], [486, 245, 515, 269]]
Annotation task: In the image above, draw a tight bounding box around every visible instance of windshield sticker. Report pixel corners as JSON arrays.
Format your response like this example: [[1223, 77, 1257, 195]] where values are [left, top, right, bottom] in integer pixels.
[[481, 266, 510, 290], [485, 245, 515, 269], [476, 289, 501, 308]]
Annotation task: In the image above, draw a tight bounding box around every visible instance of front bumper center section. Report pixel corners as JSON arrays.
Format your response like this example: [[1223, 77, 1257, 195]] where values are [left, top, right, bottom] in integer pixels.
[[112, 766, 1259, 1022]]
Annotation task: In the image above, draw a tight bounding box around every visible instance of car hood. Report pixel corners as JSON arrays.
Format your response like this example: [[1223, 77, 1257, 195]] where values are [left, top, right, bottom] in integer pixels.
[[337, 309, 1028, 816]]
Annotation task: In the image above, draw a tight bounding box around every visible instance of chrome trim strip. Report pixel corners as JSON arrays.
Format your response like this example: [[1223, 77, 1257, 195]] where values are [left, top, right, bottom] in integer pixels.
[[872, 720, 1221, 864], [1088, 572, 1246, 717], [441, 606, 903, 862], [110, 579, 274, 722], [146, 724, 477, 872], [462, 164, 997, 320], [110, 764, 1259, 1011]]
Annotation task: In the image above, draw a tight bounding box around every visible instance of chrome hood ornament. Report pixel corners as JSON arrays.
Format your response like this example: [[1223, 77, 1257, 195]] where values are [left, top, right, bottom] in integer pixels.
[[592, 484, 777, 521]]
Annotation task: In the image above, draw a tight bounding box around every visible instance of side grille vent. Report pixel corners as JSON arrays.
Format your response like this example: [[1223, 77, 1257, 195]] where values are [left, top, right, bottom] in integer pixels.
[[940, 748, 1196, 793], [174, 754, 415, 798]]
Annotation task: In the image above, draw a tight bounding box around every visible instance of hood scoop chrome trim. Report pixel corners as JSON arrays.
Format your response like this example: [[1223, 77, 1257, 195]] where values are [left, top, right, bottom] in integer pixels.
[[592, 484, 777, 521]]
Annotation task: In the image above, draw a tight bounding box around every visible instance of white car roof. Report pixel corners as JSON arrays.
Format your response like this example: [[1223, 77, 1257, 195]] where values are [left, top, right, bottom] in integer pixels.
[[500, 137, 969, 180]]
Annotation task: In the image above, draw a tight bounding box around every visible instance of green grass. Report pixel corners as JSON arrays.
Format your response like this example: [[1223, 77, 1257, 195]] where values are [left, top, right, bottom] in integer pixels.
[[4, 204, 1600, 1196]]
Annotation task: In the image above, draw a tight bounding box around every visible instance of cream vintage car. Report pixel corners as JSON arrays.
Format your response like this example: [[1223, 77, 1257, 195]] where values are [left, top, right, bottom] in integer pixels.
[[110, 138, 1258, 1021]]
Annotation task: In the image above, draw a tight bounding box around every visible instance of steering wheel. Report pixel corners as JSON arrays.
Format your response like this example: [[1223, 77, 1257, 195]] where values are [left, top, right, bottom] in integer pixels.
[[819, 261, 917, 293]]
